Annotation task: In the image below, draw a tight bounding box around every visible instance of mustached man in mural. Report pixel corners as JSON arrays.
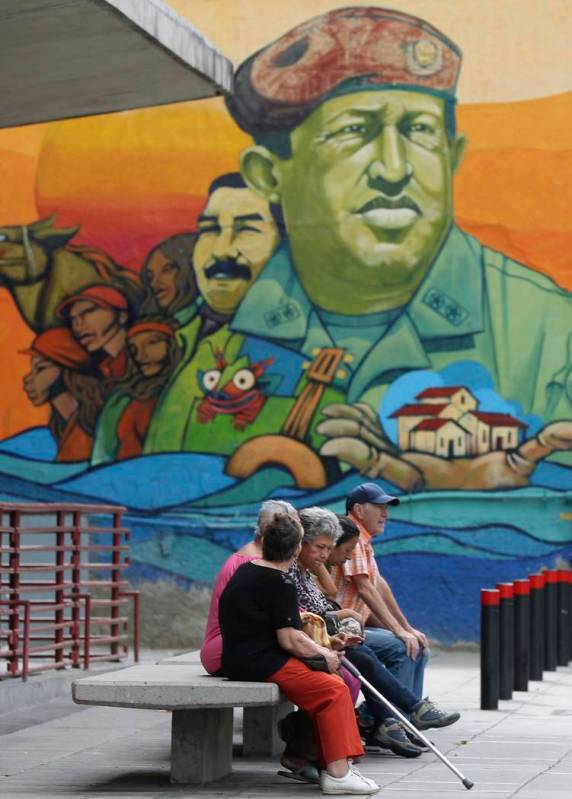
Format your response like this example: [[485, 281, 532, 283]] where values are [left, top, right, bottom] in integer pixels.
[[143, 172, 285, 454], [218, 5, 572, 491], [4, 7, 571, 496]]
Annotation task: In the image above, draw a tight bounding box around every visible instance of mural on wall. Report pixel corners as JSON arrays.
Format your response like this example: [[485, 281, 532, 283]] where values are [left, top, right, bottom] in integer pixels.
[[0, 3, 571, 641]]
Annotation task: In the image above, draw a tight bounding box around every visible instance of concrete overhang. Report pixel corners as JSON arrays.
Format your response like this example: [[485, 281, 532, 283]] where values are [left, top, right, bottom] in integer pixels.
[[0, 0, 233, 128]]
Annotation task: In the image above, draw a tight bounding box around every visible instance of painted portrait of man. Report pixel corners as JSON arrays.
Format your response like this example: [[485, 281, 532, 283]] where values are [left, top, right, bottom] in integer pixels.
[[221, 6, 571, 486]]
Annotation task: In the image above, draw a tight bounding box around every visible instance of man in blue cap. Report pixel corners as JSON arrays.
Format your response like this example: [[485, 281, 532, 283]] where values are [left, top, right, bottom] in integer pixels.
[[333, 482, 443, 718]]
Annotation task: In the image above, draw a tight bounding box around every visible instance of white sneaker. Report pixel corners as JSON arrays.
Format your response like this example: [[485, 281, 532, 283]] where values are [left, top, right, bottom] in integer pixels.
[[320, 765, 380, 795]]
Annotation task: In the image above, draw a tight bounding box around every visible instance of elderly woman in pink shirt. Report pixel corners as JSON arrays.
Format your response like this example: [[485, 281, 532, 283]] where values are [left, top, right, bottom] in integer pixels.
[[200, 499, 297, 674]]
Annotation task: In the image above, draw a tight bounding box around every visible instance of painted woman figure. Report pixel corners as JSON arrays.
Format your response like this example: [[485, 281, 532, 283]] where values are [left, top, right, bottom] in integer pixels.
[[140, 233, 198, 325], [90, 317, 181, 464], [22, 327, 102, 461]]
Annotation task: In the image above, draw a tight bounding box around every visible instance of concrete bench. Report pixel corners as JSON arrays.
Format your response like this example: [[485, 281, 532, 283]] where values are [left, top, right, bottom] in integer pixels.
[[72, 651, 291, 784]]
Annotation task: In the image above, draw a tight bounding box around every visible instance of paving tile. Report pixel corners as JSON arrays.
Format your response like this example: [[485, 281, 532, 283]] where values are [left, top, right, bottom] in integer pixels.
[[1, 651, 572, 799]]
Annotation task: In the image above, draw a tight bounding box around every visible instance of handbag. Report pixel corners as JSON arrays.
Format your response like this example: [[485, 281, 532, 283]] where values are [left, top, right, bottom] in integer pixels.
[[299, 653, 330, 672], [299, 611, 332, 672], [300, 611, 331, 647]]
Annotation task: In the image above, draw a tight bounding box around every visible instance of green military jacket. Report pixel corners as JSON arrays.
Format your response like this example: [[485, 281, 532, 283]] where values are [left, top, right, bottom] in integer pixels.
[[230, 225, 572, 423], [143, 225, 571, 466]]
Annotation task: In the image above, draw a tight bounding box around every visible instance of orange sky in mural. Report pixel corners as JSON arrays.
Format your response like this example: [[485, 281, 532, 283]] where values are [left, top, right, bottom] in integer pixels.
[[0, 90, 571, 438], [28, 91, 572, 286]]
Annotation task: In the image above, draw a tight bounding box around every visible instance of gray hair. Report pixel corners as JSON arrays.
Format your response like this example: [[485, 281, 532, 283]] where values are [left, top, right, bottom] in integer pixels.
[[299, 507, 341, 545], [255, 499, 298, 538]]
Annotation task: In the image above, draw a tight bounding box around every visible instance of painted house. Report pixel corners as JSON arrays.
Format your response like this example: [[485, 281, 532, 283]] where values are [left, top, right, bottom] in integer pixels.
[[390, 403, 450, 451], [460, 411, 528, 455], [415, 386, 478, 416], [391, 386, 527, 457], [409, 418, 468, 457]]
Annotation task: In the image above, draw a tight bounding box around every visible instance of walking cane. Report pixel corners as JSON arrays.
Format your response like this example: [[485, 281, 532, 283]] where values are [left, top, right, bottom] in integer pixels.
[[341, 656, 475, 790]]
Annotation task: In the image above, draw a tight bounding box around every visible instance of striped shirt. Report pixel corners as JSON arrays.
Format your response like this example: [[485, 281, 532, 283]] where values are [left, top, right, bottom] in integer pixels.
[[333, 516, 380, 625]]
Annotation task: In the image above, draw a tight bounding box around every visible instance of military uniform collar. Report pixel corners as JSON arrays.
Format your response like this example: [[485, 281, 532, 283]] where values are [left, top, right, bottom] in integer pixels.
[[231, 242, 312, 341], [408, 224, 484, 339], [231, 227, 484, 400]]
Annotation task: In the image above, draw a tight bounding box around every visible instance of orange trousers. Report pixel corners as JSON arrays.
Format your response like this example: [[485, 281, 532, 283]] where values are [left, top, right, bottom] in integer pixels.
[[267, 658, 364, 765]]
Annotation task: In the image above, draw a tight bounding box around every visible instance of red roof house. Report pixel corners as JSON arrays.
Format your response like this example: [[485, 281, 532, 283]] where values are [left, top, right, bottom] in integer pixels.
[[470, 411, 527, 428], [415, 386, 467, 400], [389, 403, 448, 418]]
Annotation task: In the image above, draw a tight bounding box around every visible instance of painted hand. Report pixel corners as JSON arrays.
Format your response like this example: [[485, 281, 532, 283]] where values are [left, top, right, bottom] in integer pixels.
[[318, 401, 572, 493], [317, 402, 425, 491]]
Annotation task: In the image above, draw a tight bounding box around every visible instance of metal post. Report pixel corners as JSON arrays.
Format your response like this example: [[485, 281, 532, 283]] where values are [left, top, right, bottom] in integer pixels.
[[557, 570, 570, 666], [110, 511, 122, 659], [496, 583, 514, 700], [568, 571, 572, 665], [543, 570, 558, 671], [8, 511, 21, 676], [119, 590, 140, 662], [22, 601, 30, 681], [481, 588, 500, 710], [513, 579, 530, 692], [70, 511, 82, 667], [54, 509, 66, 667], [528, 573, 545, 681], [82, 593, 92, 670]]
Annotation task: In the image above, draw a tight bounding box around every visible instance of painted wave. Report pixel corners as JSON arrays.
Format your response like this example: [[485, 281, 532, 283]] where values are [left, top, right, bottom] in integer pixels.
[[1, 428, 569, 644], [0, 427, 569, 511]]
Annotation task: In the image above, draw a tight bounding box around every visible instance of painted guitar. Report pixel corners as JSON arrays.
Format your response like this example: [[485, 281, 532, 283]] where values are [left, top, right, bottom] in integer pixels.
[[225, 347, 348, 489]]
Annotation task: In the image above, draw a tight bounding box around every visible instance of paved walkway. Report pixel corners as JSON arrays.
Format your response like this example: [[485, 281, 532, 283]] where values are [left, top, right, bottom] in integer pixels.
[[1, 651, 571, 798]]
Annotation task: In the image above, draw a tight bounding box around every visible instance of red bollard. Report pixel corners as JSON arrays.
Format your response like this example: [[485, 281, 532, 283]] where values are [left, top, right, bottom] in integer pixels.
[[557, 570, 570, 666], [513, 579, 530, 692], [481, 589, 500, 710], [544, 570, 559, 671], [529, 573, 545, 681], [496, 583, 514, 700], [567, 571, 572, 665]]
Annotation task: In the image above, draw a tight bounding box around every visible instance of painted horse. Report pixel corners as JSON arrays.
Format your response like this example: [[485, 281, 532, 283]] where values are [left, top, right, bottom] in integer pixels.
[[0, 215, 142, 332]]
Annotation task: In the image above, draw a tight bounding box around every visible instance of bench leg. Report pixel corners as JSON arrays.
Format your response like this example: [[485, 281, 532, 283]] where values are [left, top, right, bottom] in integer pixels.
[[171, 707, 233, 784], [243, 697, 293, 756]]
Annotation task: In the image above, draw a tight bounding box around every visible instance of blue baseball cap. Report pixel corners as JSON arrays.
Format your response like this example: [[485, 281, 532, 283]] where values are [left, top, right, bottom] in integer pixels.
[[346, 482, 400, 512]]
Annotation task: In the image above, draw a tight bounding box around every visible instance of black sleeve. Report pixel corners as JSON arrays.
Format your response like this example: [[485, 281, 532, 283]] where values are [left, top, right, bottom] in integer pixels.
[[268, 575, 302, 631]]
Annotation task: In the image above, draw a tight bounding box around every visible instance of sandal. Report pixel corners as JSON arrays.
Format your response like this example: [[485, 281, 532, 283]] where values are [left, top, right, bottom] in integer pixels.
[[277, 766, 320, 784]]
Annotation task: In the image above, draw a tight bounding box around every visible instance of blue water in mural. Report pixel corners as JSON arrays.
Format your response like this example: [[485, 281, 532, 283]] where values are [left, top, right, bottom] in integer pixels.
[[0, 427, 570, 644]]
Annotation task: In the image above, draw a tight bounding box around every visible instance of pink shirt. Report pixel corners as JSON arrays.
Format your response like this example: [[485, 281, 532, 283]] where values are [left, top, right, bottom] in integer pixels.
[[200, 553, 255, 674], [201, 551, 361, 704]]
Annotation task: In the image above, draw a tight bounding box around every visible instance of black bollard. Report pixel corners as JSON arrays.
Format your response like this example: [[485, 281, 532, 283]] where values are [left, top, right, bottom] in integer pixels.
[[496, 583, 514, 700], [513, 579, 530, 692], [528, 573, 545, 681], [557, 570, 570, 666], [544, 570, 558, 671], [481, 588, 500, 710], [568, 571, 572, 665]]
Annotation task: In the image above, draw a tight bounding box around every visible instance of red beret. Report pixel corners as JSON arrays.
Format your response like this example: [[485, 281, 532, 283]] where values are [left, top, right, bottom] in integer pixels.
[[126, 320, 176, 340], [227, 6, 461, 136], [55, 285, 129, 320]]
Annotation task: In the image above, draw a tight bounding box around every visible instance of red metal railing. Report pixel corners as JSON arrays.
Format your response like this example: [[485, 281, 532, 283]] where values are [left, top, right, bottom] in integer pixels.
[[0, 502, 139, 680]]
